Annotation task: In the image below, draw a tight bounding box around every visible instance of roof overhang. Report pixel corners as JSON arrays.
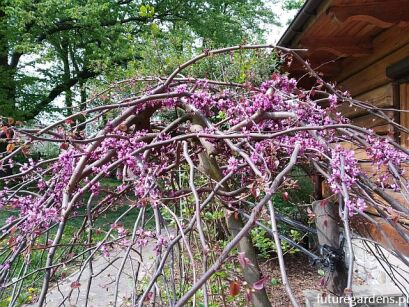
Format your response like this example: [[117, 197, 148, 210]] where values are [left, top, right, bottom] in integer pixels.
[[277, 0, 409, 82], [278, 0, 323, 47]]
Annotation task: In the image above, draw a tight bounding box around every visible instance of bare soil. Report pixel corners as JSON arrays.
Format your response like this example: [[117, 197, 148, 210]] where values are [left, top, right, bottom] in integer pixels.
[[261, 253, 321, 306]]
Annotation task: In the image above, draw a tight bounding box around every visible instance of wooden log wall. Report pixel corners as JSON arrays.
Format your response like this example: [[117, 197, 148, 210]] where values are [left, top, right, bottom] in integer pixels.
[[337, 24, 409, 141], [329, 24, 409, 253]]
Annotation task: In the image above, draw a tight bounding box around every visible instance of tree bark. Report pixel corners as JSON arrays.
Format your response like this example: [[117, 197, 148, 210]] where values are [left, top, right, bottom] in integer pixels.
[[191, 120, 272, 306], [58, 40, 73, 117], [0, 7, 17, 118]]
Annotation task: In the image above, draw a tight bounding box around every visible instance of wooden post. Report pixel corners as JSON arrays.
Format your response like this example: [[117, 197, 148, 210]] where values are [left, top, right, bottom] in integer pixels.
[[313, 200, 348, 296]]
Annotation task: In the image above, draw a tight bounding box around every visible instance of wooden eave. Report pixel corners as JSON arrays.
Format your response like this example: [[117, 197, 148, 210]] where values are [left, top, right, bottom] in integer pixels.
[[278, 0, 409, 85]]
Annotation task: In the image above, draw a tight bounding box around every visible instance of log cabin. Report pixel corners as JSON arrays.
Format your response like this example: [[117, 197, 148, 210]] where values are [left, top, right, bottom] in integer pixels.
[[278, 0, 409, 292]]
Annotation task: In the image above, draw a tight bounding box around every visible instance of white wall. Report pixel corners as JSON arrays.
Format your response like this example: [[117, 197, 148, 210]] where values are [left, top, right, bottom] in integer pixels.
[[350, 239, 409, 297]]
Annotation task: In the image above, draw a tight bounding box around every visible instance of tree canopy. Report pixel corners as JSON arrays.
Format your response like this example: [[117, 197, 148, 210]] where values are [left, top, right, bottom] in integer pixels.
[[282, 0, 305, 11], [0, 0, 277, 121]]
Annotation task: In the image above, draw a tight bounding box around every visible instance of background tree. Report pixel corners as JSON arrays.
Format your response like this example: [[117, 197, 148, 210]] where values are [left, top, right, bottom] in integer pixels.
[[282, 0, 305, 11], [0, 0, 277, 121]]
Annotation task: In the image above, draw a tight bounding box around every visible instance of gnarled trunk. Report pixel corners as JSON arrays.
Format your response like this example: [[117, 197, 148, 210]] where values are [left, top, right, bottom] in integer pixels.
[[191, 120, 272, 306]]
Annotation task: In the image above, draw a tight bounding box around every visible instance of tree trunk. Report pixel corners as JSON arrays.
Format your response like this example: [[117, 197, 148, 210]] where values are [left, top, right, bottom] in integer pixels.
[[226, 211, 273, 306], [0, 7, 17, 119], [70, 43, 87, 133], [77, 78, 87, 133], [191, 120, 271, 306], [60, 42, 73, 117]]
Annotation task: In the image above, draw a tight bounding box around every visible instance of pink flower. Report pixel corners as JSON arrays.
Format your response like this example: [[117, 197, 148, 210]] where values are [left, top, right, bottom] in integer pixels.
[[328, 94, 338, 108], [227, 157, 239, 173], [346, 198, 367, 216], [328, 145, 360, 193]]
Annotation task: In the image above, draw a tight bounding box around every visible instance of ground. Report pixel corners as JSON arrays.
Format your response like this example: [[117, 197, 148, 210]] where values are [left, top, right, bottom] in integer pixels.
[[261, 253, 321, 306], [24, 248, 321, 306], [26, 239, 159, 306]]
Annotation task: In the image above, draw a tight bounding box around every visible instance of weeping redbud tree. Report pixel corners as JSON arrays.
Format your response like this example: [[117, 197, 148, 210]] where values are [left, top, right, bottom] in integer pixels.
[[1, 45, 409, 307]]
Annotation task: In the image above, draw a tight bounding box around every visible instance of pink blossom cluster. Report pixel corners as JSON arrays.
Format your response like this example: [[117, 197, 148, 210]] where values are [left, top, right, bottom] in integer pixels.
[[328, 145, 367, 215], [366, 134, 408, 169], [153, 235, 169, 255], [3, 194, 59, 235], [345, 198, 366, 215], [328, 145, 360, 193], [135, 229, 154, 247], [0, 150, 80, 236], [226, 156, 239, 173]]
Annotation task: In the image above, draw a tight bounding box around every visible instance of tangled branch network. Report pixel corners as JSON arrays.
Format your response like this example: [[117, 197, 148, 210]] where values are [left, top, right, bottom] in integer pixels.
[[1, 44, 408, 306]]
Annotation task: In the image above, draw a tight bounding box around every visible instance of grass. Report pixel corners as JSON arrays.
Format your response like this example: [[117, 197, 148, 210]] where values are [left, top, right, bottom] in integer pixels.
[[1, 176, 158, 228], [0, 178, 145, 239]]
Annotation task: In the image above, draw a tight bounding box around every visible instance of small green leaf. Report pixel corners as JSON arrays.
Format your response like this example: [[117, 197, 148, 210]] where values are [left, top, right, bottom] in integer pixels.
[[271, 278, 280, 286], [140, 4, 155, 18], [139, 5, 147, 17], [318, 269, 325, 276], [150, 23, 160, 35]]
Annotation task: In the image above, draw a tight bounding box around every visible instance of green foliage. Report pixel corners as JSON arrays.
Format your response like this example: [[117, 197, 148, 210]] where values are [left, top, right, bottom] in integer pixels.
[[0, 286, 37, 306], [282, 0, 305, 11], [251, 227, 276, 258], [31, 141, 60, 159], [139, 4, 155, 18], [188, 49, 280, 85], [0, 0, 279, 121], [273, 167, 313, 217], [251, 226, 303, 259], [271, 277, 280, 286], [250, 168, 313, 259]]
